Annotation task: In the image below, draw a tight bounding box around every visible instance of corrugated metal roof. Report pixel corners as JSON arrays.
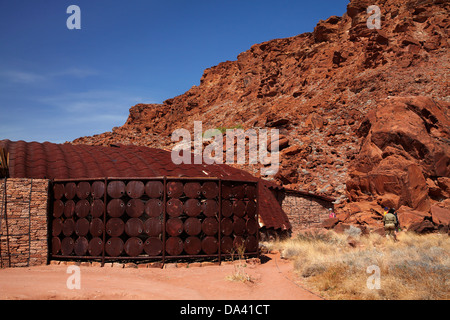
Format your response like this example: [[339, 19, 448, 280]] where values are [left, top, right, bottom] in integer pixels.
[[0, 139, 291, 231]]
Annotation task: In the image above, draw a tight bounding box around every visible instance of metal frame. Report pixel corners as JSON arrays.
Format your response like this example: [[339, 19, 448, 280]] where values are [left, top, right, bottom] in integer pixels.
[[49, 176, 259, 266]]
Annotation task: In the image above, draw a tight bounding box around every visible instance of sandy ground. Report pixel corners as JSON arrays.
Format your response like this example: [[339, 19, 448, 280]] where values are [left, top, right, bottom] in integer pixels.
[[0, 253, 322, 300]]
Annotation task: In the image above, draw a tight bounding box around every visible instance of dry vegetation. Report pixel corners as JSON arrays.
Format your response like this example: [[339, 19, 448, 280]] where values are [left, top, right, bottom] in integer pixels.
[[263, 229, 450, 300]]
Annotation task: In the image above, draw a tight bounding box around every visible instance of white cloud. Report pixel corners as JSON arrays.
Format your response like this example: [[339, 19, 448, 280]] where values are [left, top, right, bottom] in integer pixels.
[[0, 67, 98, 85], [2, 70, 46, 83]]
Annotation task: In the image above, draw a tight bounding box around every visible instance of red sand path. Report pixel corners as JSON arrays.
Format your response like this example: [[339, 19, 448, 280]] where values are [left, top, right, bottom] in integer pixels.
[[0, 253, 322, 300]]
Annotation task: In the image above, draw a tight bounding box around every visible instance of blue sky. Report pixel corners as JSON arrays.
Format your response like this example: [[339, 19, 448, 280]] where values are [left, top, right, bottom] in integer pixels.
[[0, 0, 348, 143]]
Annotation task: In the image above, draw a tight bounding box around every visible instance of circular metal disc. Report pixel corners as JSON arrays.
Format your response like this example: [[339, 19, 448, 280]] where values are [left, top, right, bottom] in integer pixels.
[[107, 199, 125, 218], [145, 199, 163, 217], [167, 181, 183, 198], [232, 185, 246, 199], [91, 181, 105, 199], [61, 237, 74, 255], [220, 218, 233, 236], [52, 219, 63, 236], [105, 237, 124, 257], [107, 181, 125, 198], [124, 237, 144, 257], [166, 199, 183, 217], [125, 218, 144, 237], [233, 217, 246, 236], [221, 200, 233, 218], [64, 200, 75, 218], [202, 182, 219, 199], [245, 185, 257, 200], [76, 182, 91, 199], [52, 237, 61, 255], [165, 237, 183, 256], [126, 199, 144, 218], [91, 199, 104, 218], [88, 237, 103, 256], [233, 236, 245, 250], [126, 181, 144, 199], [202, 200, 218, 217], [74, 237, 89, 256], [144, 237, 163, 256], [246, 200, 257, 218], [202, 217, 219, 236], [63, 219, 75, 236], [53, 200, 64, 218], [75, 199, 90, 218], [184, 236, 202, 255], [145, 181, 163, 198], [166, 218, 184, 237], [53, 184, 65, 200], [106, 218, 124, 237], [245, 235, 258, 253], [233, 200, 246, 218], [246, 218, 258, 235], [220, 236, 233, 254], [221, 184, 234, 199], [184, 217, 202, 236], [202, 236, 218, 255], [90, 218, 104, 237], [64, 182, 77, 200], [184, 182, 202, 198], [144, 217, 162, 237], [75, 218, 90, 236], [184, 199, 202, 217]]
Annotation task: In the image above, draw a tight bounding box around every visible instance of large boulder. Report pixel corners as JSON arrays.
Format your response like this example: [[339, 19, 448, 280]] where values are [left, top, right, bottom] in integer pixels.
[[346, 96, 450, 213], [430, 204, 450, 227], [397, 205, 431, 230]]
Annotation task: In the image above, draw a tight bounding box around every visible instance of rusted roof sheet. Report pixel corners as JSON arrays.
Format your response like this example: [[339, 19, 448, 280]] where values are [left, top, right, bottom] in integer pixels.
[[0, 139, 291, 231]]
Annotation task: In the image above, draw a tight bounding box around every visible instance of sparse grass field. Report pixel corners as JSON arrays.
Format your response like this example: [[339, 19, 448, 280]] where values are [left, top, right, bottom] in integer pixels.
[[263, 230, 450, 300]]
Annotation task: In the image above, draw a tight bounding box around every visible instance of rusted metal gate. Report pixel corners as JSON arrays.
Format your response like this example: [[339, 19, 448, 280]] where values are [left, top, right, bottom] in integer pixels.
[[49, 177, 259, 265]]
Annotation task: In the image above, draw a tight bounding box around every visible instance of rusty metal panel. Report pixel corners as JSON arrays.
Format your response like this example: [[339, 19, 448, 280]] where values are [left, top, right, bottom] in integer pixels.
[[107, 199, 125, 217], [49, 177, 260, 262], [124, 237, 144, 257], [144, 237, 162, 256], [125, 218, 144, 237], [76, 182, 91, 199], [166, 199, 183, 217], [126, 180, 144, 198], [126, 199, 144, 218], [75, 218, 89, 236], [184, 182, 201, 198], [166, 237, 183, 256], [144, 217, 162, 237], [75, 199, 90, 218], [202, 199, 218, 217], [145, 180, 163, 198], [145, 198, 163, 217], [184, 217, 202, 236], [184, 199, 201, 217], [201, 181, 218, 199], [107, 181, 125, 198], [167, 181, 183, 198], [91, 181, 105, 199], [88, 237, 103, 256]]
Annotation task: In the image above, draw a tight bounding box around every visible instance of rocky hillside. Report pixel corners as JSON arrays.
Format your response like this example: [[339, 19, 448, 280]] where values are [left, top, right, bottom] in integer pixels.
[[73, 0, 450, 232]]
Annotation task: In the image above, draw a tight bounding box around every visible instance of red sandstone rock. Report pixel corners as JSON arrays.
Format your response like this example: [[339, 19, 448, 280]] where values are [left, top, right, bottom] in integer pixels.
[[70, 0, 450, 233], [430, 205, 450, 227]]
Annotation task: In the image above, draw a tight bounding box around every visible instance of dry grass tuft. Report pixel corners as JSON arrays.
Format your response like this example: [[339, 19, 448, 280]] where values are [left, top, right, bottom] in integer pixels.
[[226, 244, 254, 283], [263, 230, 450, 300]]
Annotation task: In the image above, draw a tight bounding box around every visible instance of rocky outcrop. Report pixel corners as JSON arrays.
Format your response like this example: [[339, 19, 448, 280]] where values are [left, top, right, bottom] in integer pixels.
[[72, 0, 450, 233]]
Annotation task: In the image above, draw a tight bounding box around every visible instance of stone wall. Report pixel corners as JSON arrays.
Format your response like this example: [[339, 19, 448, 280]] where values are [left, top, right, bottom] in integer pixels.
[[0, 178, 49, 268], [281, 191, 334, 234]]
